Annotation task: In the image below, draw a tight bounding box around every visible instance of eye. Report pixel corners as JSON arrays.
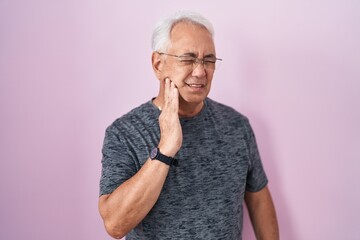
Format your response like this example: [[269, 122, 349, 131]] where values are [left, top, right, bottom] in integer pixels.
[[178, 56, 196, 65], [204, 58, 217, 64]]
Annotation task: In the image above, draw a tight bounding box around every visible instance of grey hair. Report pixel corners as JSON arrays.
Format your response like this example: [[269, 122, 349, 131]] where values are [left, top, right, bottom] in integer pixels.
[[151, 11, 214, 52]]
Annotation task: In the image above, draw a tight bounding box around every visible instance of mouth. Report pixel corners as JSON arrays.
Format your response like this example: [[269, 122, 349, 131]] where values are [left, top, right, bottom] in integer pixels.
[[186, 83, 205, 88]]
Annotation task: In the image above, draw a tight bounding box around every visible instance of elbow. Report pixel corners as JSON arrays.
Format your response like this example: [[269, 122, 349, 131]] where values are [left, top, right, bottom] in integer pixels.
[[99, 195, 133, 239], [104, 220, 126, 239], [99, 196, 127, 239]]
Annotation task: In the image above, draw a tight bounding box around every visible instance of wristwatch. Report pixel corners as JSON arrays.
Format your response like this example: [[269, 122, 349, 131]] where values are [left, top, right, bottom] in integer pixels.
[[150, 147, 178, 166]]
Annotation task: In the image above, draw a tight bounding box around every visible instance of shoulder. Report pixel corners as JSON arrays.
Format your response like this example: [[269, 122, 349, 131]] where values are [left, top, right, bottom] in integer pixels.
[[106, 100, 158, 136], [206, 98, 249, 125]]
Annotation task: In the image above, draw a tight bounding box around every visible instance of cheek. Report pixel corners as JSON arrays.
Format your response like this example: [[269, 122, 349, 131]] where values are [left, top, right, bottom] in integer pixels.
[[165, 69, 189, 87], [206, 72, 215, 85]]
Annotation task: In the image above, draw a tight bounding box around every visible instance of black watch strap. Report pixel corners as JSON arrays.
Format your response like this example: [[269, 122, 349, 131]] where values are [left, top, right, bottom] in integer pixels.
[[150, 147, 178, 166]]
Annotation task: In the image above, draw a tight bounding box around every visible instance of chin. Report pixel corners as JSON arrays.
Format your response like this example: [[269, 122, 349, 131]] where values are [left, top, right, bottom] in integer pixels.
[[180, 93, 208, 105], [178, 85, 211, 103]]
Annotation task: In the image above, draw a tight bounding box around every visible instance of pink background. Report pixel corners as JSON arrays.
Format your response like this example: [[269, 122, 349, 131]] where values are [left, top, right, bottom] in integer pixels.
[[1, 1, 359, 239]]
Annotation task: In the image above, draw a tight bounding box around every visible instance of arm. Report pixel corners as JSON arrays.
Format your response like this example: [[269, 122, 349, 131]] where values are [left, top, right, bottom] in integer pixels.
[[245, 186, 279, 240], [98, 79, 182, 239]]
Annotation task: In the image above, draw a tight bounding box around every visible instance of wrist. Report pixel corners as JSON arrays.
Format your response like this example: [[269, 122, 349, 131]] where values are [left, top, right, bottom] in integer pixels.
[[150, 147, 178, 166], [157, 144, 178, 158]]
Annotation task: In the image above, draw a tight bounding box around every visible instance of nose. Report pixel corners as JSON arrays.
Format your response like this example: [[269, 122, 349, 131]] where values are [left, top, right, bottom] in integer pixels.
[[192, 61, 206, 78]]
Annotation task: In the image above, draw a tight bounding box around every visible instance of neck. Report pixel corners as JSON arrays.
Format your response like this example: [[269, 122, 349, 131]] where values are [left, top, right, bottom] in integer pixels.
[[178, 98, 204, 117], [153, 96, 204, 118]]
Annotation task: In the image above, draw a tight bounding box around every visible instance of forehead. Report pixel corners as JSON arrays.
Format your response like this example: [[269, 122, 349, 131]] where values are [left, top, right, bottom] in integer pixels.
[[169, 22, 215, 54]]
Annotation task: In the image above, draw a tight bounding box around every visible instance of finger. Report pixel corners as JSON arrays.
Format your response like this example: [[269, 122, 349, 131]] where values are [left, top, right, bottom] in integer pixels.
[[172, 86, 179, 110], [164, 78, 170, 107], [169, 81, 179, 111]]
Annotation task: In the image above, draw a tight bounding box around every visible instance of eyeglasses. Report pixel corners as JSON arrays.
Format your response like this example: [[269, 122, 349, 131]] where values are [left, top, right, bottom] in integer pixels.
[[157, 52, 222, 71]]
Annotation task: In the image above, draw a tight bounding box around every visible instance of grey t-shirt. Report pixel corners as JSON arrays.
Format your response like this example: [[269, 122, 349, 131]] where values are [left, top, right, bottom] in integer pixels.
[[100, 98, 268, 239]]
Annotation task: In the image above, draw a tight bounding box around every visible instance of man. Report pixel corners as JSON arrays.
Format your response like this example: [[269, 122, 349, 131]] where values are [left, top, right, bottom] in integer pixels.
[[99, 11, 279, 239]]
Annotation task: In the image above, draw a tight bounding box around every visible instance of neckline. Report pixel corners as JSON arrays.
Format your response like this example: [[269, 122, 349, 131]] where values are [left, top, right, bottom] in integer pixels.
[[149, 97, 209, 120]]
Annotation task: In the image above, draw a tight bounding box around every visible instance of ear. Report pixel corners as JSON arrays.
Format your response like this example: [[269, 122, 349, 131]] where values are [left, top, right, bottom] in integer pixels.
[[152, 51, 164, 80]]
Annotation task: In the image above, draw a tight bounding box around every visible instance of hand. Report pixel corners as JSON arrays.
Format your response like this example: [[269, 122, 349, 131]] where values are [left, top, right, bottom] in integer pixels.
[[158, 78, 183, 157]]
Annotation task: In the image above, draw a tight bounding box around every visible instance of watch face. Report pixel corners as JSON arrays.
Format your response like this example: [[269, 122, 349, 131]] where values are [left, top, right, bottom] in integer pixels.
[[150, 148, 158, 159]]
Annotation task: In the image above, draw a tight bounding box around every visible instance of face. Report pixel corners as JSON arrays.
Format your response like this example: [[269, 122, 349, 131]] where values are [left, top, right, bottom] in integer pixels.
[[155, 22, 217, 105]]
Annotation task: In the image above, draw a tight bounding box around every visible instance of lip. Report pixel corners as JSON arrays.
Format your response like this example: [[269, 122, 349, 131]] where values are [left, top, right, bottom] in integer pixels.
[[186, 83, 205, 88], [185, 83, 206, 92]]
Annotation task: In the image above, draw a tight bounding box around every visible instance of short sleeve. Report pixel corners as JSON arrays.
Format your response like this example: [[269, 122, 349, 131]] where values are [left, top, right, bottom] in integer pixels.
[[245, 120, 268, 192], [99, 124, 137, 196]]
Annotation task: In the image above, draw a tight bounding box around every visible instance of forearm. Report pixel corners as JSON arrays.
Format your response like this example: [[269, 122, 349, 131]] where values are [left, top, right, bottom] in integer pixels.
[[99, 79, 182, 239], [245, 186, 279, 240], [99, 159, 170, 239]]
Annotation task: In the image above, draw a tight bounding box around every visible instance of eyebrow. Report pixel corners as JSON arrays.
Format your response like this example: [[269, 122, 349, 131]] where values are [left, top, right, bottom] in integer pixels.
[[204, 53, 216, 58], [181, 52, 197, 57], [181, 52, 216, 58]]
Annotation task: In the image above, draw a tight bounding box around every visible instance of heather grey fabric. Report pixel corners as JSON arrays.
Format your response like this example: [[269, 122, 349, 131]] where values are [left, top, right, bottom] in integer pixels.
[[100, 98, 268, 239]]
